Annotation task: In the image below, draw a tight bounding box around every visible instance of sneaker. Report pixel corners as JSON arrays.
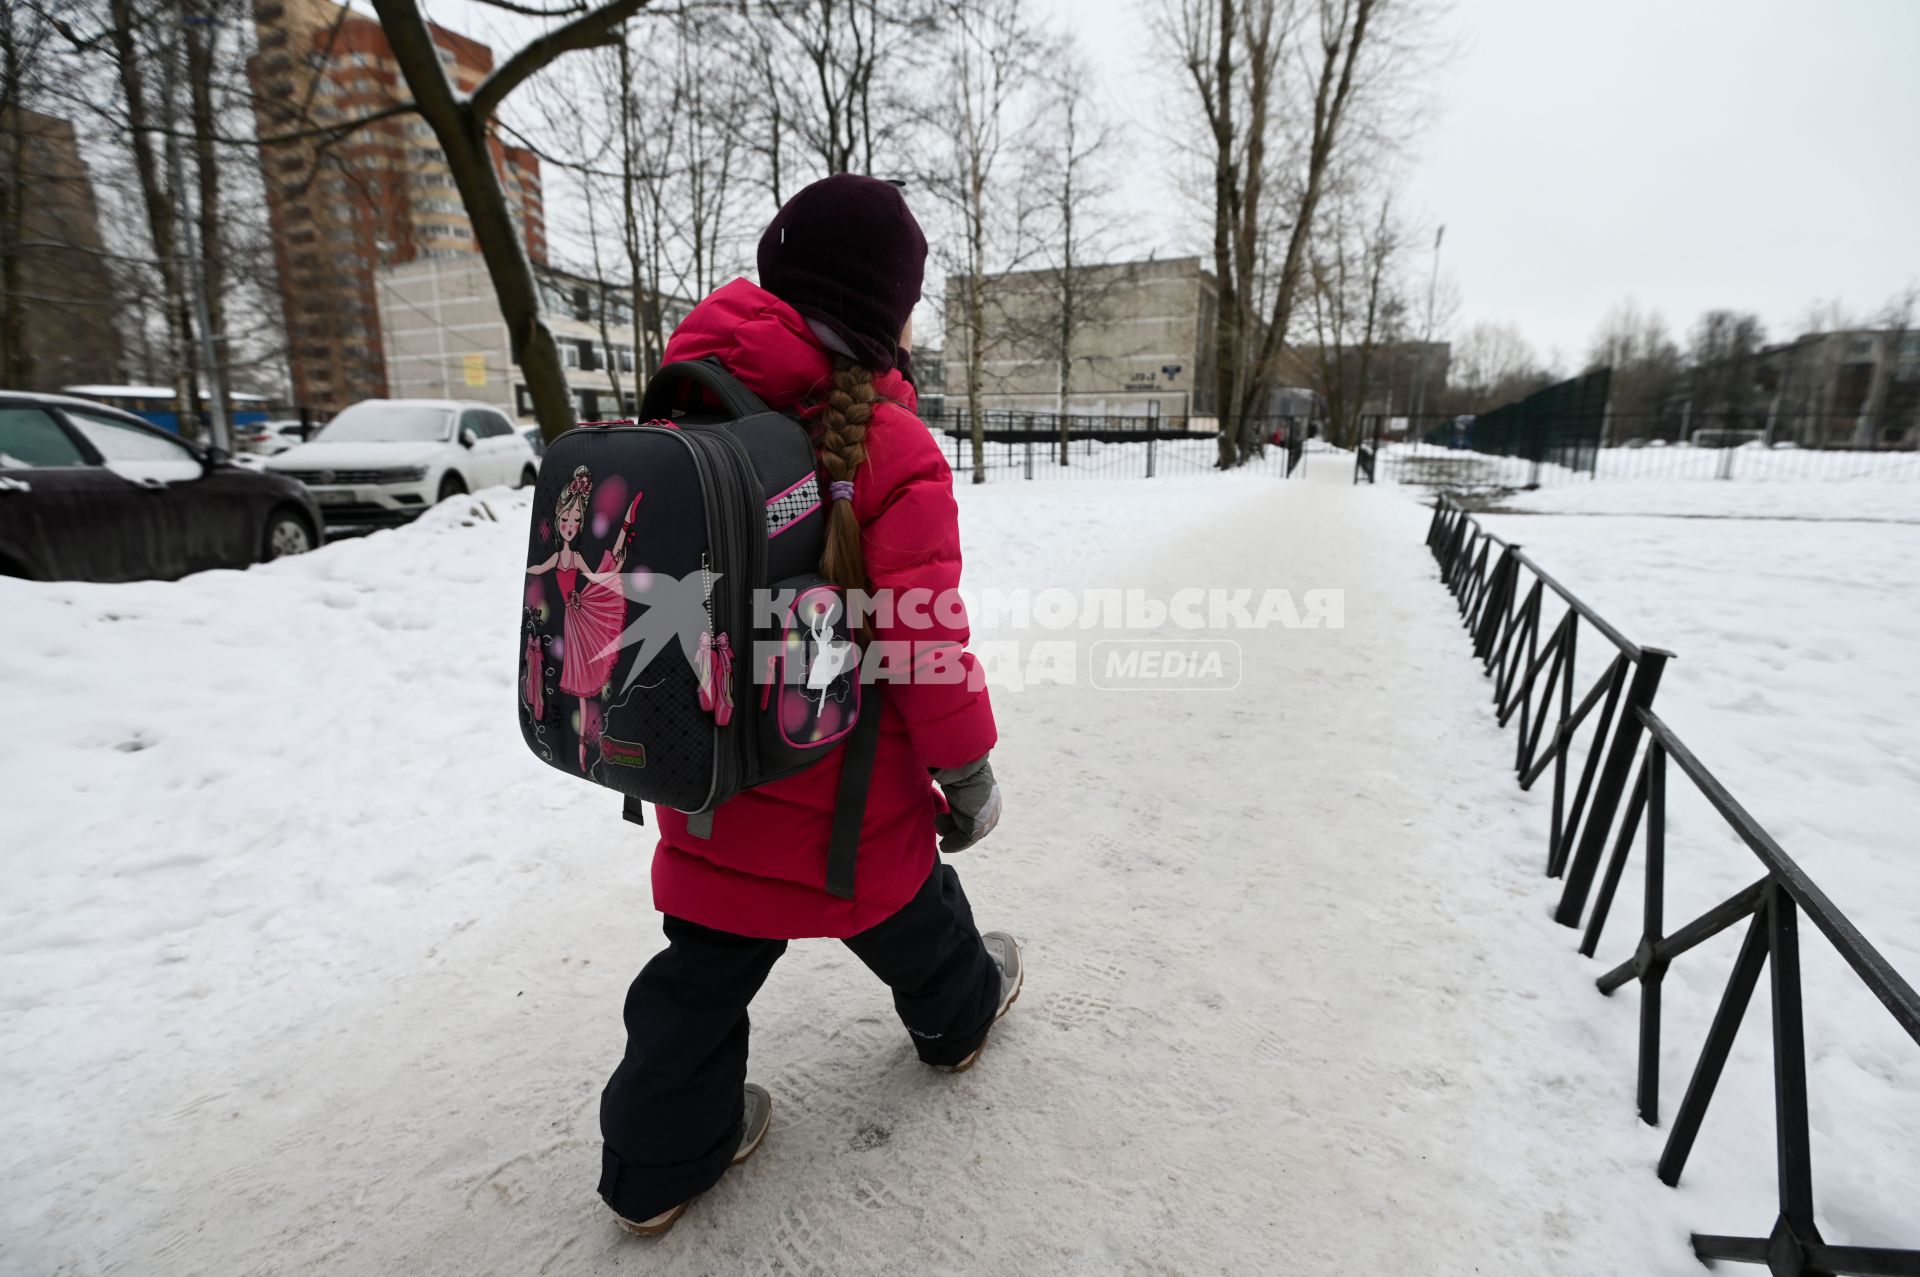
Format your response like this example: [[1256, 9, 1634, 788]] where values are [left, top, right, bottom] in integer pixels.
[[944, 932, 1022, 1074], [614, 1083, 772, 1237]]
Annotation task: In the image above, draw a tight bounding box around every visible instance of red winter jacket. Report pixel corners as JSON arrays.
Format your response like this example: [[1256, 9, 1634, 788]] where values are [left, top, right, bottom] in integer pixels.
[[648, 279, 997, 939]]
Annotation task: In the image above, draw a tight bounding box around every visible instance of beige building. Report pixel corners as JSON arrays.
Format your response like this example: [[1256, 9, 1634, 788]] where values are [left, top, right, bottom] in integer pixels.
[[1755, 329, 1920, 449], [942, 257, 1218, 423], [377, 255, 680, 423]]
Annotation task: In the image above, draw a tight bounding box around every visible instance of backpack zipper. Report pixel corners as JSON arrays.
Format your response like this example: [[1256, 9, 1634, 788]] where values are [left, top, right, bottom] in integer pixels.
[[685, 425, 768, 791], [609, 423, 732, 812]]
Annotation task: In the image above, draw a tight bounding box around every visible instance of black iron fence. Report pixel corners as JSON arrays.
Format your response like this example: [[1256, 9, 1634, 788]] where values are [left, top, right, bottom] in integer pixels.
[[1350, 407, 1920, 490], [923, 411, 1307, 480], [1424, 494, 1920, 1276]]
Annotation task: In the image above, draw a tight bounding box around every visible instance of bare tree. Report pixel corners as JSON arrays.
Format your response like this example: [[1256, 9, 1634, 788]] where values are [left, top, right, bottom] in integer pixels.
[[1302, 185, 1403, 446], [1585, 298, 1682, 437], [1236, 0, 1384, 461], [921, 0, 1043, 484], [1446, 320, 1548, 413], [0, 1, 47, 385], [1027, 49, 1125, 462], [1157, 0, 1403, 467], [99, 0, 200, 428], [1157, 0, 1282, 466], [1862, 283, 1917, 446], [753, 0, 932, 183], [1686, 309, 1766, 428], [368, 0, 655, 441]]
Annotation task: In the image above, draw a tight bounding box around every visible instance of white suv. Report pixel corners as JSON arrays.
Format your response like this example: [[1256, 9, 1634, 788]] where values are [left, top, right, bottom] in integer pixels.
[[266, 399, 537, 526]]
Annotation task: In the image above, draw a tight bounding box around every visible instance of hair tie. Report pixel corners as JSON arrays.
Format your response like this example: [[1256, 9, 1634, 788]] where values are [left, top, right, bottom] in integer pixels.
[[829, 479, 855, 503]]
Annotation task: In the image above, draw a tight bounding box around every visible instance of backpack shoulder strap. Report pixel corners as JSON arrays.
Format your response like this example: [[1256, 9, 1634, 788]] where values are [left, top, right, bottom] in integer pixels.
[[824, 686, 881, 900], [639, 357, 771, 420]]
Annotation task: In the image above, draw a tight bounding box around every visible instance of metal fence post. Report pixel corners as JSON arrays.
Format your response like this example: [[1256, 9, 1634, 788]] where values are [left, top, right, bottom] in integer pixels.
[[1554, 648, 1674, 928], [1146, 432, 1156, 479], [1024, 432, 1033, 480]]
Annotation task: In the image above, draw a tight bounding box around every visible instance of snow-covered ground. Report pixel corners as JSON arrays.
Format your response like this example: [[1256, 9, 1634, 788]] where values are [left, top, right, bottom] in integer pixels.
[[2, 467, 1914, 1273], [1462, 475, 1920, 1258], [1379, 440, 1920, 495], [1470, 480, 1920, 957]]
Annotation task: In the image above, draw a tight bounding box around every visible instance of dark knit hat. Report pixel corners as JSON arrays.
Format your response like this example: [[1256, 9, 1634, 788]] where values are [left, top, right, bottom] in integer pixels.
[[757, 175, 927, 373]]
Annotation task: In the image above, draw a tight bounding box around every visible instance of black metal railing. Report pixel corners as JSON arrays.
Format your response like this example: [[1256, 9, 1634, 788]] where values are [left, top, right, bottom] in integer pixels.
[[1353, 409, 1920, 490], [1425, 494, 1920, 1276], [924, 411, 1308, 480]]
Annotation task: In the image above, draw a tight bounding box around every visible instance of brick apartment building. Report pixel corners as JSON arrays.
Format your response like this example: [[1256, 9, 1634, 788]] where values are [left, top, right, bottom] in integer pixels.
[[249, 0, 544, 417], [0, 107, 122, 389]]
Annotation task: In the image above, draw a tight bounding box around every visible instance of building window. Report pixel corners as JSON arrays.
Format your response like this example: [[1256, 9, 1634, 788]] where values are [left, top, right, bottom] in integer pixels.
[[515, 384, 534, 416]]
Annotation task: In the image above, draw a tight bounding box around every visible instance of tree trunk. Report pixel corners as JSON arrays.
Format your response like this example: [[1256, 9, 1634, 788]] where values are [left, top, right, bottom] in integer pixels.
[[617, 35, 650, 385], [0, 7, 30, 387], [1239, 0, 1376, 460], [370, 0, 577, 441], [1209, 0, 1236, 469], [108, 0, 196, 431], [1056, 129, 1074, 465], [185, 1, 229, 425]]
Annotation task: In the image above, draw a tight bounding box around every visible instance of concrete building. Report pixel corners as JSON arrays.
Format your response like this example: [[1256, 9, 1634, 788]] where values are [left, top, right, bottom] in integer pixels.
[[911, 346, 944, 419], [249, 0, 545, 416], [1754, 329, 1920, 449], [377, 255, 691, 423], [0, 108, 123, 389], [942, 257, 1217, 423]]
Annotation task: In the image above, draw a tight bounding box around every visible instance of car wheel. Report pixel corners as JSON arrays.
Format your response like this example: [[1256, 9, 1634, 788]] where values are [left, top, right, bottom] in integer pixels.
[[437, 472, 468, 502], [261, 507, 316, 561], [519, 463, 538, 488]]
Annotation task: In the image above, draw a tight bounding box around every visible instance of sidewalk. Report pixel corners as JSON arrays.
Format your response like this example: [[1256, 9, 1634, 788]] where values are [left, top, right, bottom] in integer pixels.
[[0, 467, 1706, 1274]]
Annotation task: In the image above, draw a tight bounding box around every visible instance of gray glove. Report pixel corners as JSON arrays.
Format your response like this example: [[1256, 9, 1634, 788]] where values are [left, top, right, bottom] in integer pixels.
[[931, 754, 1003, 854]]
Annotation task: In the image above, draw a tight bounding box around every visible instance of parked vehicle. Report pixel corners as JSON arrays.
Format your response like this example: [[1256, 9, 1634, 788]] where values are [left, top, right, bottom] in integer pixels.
[[62, 384, 272, 436], [237, 419, 311, 456], [522, 425, 546, 460], [0, 390, 322, 582], [264, 399, 537, 526]]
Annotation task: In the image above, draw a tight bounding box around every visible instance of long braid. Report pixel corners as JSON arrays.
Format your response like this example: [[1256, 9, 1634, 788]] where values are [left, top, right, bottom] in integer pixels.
[[818, 357, 875, 594]]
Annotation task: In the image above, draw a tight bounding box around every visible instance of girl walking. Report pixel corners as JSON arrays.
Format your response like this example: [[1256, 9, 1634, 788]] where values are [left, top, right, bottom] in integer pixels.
[[596, 175, 1017, 1236]]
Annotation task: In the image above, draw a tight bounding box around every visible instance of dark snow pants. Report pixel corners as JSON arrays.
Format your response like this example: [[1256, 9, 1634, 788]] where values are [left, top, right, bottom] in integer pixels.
[[597, 862, 1001, 1223]]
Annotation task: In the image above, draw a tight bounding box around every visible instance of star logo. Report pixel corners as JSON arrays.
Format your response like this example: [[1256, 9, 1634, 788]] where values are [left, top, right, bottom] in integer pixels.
[[598, 569, 719, 693]]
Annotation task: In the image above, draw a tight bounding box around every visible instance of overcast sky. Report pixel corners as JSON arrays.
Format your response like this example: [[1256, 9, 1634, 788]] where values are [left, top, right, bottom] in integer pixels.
[[432, 0, 1920, 365], [1060, 0, 1920, 367]]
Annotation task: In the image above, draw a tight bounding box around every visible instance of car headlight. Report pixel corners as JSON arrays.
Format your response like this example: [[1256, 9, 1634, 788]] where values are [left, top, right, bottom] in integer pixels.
[[378, 466, 429, 484]]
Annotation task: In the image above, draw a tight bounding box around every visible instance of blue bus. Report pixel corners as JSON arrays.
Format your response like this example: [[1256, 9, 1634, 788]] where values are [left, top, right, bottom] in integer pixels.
[[62, 384, 272, 436]]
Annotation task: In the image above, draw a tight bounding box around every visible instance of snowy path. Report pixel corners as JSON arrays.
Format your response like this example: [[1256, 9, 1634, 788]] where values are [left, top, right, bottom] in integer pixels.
[[1, 466, 1842, 1274]]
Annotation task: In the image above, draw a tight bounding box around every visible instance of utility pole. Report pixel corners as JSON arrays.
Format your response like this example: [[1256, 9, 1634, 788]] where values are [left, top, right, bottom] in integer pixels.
[[1410, 224, 1444, 426]]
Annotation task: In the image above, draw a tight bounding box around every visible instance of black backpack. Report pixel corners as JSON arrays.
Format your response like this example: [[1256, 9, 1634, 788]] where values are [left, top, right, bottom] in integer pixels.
[[517, 358, 875, 897]]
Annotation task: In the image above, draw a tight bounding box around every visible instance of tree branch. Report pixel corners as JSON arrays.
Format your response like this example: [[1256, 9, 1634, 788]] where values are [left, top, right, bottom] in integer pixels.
[[260, 102, 420, 146], [470, 0, 591, 15], [469, 0, 656, 121]]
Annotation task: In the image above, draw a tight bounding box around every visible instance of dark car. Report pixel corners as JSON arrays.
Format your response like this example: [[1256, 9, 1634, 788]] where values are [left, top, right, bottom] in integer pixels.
[[0, 391, 324, 582]]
